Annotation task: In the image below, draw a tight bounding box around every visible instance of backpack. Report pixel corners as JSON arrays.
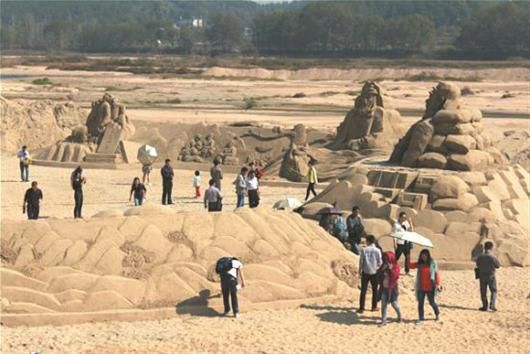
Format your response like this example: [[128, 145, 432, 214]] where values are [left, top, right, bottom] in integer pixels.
[[215, 257, 235, 274]]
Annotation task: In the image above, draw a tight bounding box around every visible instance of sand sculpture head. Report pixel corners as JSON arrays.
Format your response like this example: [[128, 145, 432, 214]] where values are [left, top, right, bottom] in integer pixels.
[[423, 82, 461, 119]]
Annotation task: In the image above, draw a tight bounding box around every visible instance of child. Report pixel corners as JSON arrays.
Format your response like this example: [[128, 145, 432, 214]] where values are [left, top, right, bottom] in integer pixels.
[[193, 170, 201, 198], [142, 163, 152, 185]]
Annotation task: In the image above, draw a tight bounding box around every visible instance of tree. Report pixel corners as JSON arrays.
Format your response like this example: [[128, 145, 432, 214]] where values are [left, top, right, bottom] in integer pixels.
[[206, 13, 243, 53]]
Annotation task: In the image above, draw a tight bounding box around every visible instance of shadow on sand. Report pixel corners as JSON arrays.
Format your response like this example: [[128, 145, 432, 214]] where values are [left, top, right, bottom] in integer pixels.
[[175, 289, 220, 317]]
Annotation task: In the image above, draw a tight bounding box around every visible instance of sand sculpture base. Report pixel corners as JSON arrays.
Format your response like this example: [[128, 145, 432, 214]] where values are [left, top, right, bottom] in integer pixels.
[[0, 207, 358, 326], [303, 159, 529, 268]]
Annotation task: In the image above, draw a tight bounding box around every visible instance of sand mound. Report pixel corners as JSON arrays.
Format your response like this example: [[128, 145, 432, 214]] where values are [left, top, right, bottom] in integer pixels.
[[0, 208, 358, 325], [0, 97, 86, 152]]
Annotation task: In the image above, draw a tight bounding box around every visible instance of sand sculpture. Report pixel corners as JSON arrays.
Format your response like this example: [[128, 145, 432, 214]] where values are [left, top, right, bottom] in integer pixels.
[[328, 81, 404, 152], [390, 82, 502, 171], [279, 124, 311, 181], [0, 207, 358, 326], [85, 93, 135, 143], [179, 134, 217, 163]]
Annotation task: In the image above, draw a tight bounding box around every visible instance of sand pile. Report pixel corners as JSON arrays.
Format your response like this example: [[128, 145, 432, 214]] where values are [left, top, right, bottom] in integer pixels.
[[0, 97, 86, 152], [1, 206, 358, 326]]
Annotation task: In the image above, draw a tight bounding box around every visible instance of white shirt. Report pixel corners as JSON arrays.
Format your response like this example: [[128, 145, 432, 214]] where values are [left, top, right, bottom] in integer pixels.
[[393, 220, 411, 245], [17, 149, 30, 162], [193, 175, 201, 187], [246, 176, 259, 190], [227, 259, 242, 278]]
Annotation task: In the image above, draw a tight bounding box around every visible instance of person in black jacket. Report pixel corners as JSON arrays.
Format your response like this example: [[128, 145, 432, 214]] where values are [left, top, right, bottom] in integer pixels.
[[71, 166, 86, 218], [161, 159, 174, 205], [23, 181, 43, 220]]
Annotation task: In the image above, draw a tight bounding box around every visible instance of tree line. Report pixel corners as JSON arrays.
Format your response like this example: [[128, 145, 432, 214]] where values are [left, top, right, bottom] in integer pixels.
[[1, 1, 529, 59]]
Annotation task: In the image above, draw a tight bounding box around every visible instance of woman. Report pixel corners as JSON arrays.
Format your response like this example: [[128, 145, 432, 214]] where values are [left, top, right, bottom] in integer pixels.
[[408, 249, 441, 323], [71, 166, 86, 219], [246, 170, 260, 208], [129, 177, 147, 206], [380, 251, 402, 325], [233, 167, 248, 208]]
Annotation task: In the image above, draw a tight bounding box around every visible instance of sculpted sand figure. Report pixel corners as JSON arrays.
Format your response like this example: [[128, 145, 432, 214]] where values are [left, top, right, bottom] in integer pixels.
[[202, 133, 216, 158], [222, 141, 240, 165], [85, 94, 135, 142], [280, 124, 312, 182]]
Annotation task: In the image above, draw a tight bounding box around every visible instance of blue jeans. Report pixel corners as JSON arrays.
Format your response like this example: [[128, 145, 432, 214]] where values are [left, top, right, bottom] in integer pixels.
[[20, 162, 29, 181], [134, 196, 144, 206], [381, 287, 401, 322], [417, 290, 440, 320], [236, 192, 245, 208]]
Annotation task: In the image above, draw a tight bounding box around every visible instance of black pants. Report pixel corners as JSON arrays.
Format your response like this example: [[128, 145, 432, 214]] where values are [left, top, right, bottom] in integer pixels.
[[162, 180, 173, 205], [305, 182, 317, 200], [359, 273, 378, 311], [74, 190, 83, 218], [221, 275, 239, 315], [395, 244, 411, 273], [208, 201, 221, 212], [27, 204, 39, 220], [248, 189, 259, 208], [480, 275, 497, 310]]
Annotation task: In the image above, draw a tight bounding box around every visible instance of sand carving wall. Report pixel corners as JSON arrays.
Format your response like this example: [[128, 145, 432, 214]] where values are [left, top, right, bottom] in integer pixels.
[[303, 162, 529, 268], [0, 207, 358, 325]]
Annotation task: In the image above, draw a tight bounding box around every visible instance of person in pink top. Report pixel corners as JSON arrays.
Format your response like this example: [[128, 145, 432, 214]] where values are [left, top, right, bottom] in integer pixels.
[[380, 251, 402, 325]]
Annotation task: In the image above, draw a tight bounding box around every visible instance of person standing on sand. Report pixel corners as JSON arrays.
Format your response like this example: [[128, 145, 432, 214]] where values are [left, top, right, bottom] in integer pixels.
[[129, 177, 147, 206], [210, 159, 223, 190], [393, 211, 414, 275], [161, 159, 174, 205], [346, 206, 364, 255], [204, 179, 223, 212], [71, 166, 86, 219], [246, 170, 260, 208], [23, 181, 43, 220], [358, 235, 382, 313], [408, 249, 441, 323], [476, 241, 500, 312], [305, 159, 318, 201], [218, 257, 246, 318], [142, 163, 152, 185], [234, 166, 248, 208], [17, 145, 31, 182], [193, 170, 201, 198], [380, 251, 402, 325]]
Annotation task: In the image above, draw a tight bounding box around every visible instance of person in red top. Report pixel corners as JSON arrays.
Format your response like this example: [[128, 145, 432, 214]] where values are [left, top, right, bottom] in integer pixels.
[[380, 251, 402, 326], [408, 249, 441, 323]]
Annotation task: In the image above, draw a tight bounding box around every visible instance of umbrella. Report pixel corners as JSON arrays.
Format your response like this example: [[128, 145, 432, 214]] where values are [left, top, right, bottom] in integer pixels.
[[273, 197, 303, 210], [137, 145, 158, 165], [390, 231, 433, 248], [316, 207, 343, 216]]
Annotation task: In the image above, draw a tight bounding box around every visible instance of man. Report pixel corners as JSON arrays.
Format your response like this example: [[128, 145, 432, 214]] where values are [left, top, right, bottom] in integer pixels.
[[234, 166, 248, 208], [358, 234, 382, 313], [204, 179, 223, 212], [23, 181, 43, 220], [393, 211, 413, 275], [219, 257, 246, 318], [71, 166, 86, 219], [210, 159, 224, 191], [161, 159, 174, 205], [17, 145, 31, 182], [346, 206, 364, 255], [305, 159, 318, 201], [476, 241, 500, 312]]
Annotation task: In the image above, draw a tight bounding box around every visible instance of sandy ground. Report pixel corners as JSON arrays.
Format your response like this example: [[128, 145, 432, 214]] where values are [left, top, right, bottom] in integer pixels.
[[1, 267, 528, 354]]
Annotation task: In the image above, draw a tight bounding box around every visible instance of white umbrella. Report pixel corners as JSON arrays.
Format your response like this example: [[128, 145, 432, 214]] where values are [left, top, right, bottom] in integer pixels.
[[390, 231, 434, 248], [273, 197, 303, 210], [137, 145, 158, 165]]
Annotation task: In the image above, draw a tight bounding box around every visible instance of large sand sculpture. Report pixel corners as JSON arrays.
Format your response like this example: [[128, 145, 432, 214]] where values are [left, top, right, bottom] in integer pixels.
[[1, 206, 358, 326]]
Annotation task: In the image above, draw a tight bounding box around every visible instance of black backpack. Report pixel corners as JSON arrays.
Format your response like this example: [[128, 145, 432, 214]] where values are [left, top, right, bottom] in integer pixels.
[[215, 257, 235, 274]]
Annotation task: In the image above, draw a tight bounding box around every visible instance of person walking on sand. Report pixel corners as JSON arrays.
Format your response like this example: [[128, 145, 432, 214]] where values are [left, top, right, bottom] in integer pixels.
[[210, 159, 223, 190], [71, 166, 86, 219], [23, 181, 43, 220], [216, 256, 246, 318], [142, 162, 152, 185], [305, 159, 318, 201], [193, 170, 201, 198], [380, 251, 402, 325], [17, 145, 31, 182], [246, 170, 260, 208], [476, 241, 500, 312], [358, 235, 382, 313], [393, 211, 414, 275], [161, 159, 174, 205], [408, 249, 441, 323], [129, 177, 147, 206], [204, 179, 223, 212], [234, 166, 248, 208]]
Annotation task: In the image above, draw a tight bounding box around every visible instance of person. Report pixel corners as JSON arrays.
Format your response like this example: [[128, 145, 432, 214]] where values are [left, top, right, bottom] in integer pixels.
[[129, 177, 147, 206], [204, 179, 223, 212], [23, 181, 43, 220], [142, 163, 152, 185], [380, 251, 402, 325], [161, 159, 174, 205], [17, 145, 31, 182], [476, 241, 500, 312], [246, 170, 260, 208], [319, 213, 332, 233], [255, 160, 265, 180], [331, 213, 348, 242], [71, 166, 86, 219], [193, 170, 201, 198], [346, 206, 364, 255], [305, 159, 318, 201], [210, 159, 223, 191], [233, 167, 248, 208], [393, 211, 414, 274], [219, 257, 246, 318], [358, 234, 382, 313], [408, 249, 441, 323]]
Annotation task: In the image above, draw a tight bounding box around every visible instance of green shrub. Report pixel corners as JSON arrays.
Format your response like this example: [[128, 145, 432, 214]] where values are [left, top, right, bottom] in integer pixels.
[[32, 77, 53, 85]]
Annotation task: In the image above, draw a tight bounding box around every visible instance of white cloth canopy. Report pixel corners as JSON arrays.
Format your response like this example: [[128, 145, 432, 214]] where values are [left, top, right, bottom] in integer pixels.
[[273, 197, 303, 210], [137, 144, 158, 165], [390, 231, 434, 248]]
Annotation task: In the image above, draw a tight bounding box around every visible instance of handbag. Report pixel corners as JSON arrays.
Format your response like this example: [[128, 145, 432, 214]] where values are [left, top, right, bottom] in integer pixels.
[[474, 267, 480, 279]]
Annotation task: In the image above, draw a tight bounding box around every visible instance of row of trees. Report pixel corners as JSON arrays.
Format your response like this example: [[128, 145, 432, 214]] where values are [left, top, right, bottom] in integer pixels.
[[1, 1, 529, 58]]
